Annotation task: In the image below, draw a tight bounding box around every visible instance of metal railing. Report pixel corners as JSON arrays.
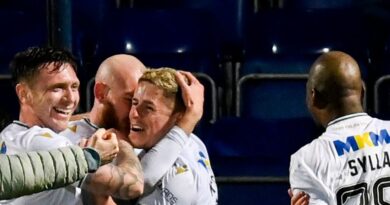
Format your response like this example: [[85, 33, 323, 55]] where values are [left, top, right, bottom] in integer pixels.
[[216, 176, 288, 184]]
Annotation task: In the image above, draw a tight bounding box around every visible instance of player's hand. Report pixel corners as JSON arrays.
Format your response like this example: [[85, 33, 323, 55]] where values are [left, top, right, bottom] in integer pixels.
[[79, 128, 119, 165], [175, 71, 204, 135], [289, 188, 309, 205]]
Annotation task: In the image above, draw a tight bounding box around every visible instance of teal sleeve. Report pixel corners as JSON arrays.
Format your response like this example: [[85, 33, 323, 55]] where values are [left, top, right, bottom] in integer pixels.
[[82, 147, 101, 173]]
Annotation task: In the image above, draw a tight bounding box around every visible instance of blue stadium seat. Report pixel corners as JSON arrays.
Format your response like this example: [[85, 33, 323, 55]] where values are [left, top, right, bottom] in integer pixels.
[[237, 9, 371, 117], [242, 9, 370, 75], [129, 0, 250, 54], [94, 9, 218, 74], [198, 116, 321, 204], [80, 9, 220, 122], [237, 74, 309, 119], [201, 117, 321, 177]]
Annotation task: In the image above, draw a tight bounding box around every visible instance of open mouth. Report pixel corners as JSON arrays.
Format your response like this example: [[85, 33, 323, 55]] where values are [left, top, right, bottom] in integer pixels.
[[131, 125, 144, 132], [53, 107, 72, 115]]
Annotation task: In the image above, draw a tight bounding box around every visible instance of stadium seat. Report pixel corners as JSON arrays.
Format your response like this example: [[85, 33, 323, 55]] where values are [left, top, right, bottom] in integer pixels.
[[242, 9, 370, 75], [236, 74, 309, 119], [237, 9, 371, 116], [79, 9, 220, 122], [202, 117, 321, 176], [197, 115, 322, 204], [93, 9, 218, 74], [129, 0, 250, 54]]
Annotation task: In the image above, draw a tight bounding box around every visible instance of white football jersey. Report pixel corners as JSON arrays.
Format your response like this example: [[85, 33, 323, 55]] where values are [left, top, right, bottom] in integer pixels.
[[290, 113, 390, 205], [0, 121, 82, 205], [61, 119, 200, 198], [137, 134, 218, 205], [61, 118, 98, 145]]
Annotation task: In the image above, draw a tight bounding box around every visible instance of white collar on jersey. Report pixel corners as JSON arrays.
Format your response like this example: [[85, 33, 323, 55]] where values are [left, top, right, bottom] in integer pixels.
[[327, 112, 368, 127], [82, 118, 100, 130], [12, 120, 31, 129]]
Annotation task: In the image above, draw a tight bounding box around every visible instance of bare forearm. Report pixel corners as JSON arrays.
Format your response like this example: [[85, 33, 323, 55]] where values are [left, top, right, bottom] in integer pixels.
[[82, 140, 144, 199]]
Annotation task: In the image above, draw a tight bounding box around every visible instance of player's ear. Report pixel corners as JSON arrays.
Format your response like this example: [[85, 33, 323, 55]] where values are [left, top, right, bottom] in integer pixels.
[[94, 82, 109, 103], [312, 88, 328, 109], [361, 80, 365, 106], [15, 83, 31, 104]]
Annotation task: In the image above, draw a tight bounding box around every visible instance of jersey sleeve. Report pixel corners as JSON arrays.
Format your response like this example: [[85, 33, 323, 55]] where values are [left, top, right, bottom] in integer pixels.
[[289, 152, 334, 205], [137, 162, 196, 205], [141, 126, 190, 194]]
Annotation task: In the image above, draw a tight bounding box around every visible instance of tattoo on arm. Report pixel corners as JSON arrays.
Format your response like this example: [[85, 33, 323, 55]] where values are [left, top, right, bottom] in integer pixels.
[[82, 140, 144, 199]]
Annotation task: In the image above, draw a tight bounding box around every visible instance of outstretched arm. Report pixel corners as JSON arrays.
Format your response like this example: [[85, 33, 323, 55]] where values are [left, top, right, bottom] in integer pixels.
[[0, 146, 95, 200]]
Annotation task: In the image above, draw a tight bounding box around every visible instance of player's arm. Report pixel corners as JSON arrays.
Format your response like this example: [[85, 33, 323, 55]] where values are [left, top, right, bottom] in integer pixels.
[[289, 154, 332, 205], [0, 144, 113, 200], [82, 130, 144, 200], [140, 71, 205, 193], [137, 164, 196, 205]]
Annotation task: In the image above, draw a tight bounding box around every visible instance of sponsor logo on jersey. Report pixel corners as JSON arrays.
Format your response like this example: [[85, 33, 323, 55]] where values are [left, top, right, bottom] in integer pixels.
[[0, 141, 6, 154], [40, 132, 53, 138], [68, 125, 78, 133], [156, 180, 178, 204], [175, 165, 188, 174], [333, 129, 390, 156], [198, 151, 211, 170]]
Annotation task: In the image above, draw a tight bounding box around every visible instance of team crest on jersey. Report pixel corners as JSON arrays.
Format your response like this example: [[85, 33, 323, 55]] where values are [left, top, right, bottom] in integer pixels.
[[175, 165, 188, 174], [68, 125, 78, 133], [198, 151, 210, 170], [0, 140, 6, 154]]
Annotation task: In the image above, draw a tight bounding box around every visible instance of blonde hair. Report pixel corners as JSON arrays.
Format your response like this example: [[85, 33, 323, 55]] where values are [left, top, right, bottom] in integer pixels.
[[140, 67, 186, 112], [140, 67, 180, 93]]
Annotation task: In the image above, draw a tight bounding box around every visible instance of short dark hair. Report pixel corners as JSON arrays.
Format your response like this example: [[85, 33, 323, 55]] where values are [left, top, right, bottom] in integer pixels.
[[10, 46, 77, 86]]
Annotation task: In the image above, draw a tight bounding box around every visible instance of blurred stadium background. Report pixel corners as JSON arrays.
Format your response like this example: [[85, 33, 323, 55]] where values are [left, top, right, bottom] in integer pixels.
[[1, 0, 390, 204]]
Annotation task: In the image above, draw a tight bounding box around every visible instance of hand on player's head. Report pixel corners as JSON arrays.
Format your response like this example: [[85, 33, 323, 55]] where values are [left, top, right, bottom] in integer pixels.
[[79, 128, 119, 165], [175, 71, 204, 134]]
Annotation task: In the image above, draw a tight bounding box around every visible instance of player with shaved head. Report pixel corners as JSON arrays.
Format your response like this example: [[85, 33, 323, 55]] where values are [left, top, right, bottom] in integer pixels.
[[62, 55, 205, 204], [289, 51, 390, 205]]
